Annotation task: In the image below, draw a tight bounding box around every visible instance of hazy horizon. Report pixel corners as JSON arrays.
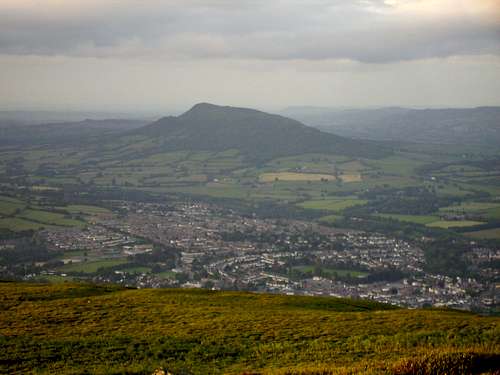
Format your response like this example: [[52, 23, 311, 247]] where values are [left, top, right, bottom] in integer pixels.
[[2, 102, 500, 123]]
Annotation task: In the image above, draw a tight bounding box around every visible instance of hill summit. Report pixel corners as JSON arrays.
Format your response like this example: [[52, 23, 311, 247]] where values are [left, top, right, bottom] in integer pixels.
[[136, 103, 387, 161]]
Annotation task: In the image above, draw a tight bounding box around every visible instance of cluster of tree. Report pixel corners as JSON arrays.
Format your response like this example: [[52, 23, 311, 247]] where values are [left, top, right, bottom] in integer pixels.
[[362, 268, 409, 283], [0, 234, 60, 279], [0, 237, 53, 266], [423, 238, 470, 276], [129, 246, 179, 270], [454, 220, 500, 234], [220, 229, 279, 243], [418, 158, 500, 176]]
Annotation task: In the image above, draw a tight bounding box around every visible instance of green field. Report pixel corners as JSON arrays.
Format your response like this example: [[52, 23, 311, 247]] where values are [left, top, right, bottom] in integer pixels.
[[32, 274, 75, 283], [486, 207, 500, 220], [156, 270, 177, 278], [3, 142, 495, 206], [1, 283, 498, 375], [465, 228, 500, 240], [62, 205, 111, 215], [0, 195, 88, 231], [318, 214, 342, 223], [18, 209, 85, 227], [59, 259, 128, 273], [377, 214, 441, 225], [0, 198, 25, 216], [0, 217, 50, 231], [298, 198, 367, 212], [0, 195, 23, 203], [363, 155, 426, 176], [426, 220, 486, 229]]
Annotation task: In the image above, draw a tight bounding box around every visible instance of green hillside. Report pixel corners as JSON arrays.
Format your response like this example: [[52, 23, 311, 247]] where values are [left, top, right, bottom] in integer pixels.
[[1, 282, 499, 374], [133, 103, 388, 161]]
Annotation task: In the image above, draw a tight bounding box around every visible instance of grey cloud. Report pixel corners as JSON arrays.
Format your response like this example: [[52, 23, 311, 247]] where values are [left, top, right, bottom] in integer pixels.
[[0, 0, 499, 63]]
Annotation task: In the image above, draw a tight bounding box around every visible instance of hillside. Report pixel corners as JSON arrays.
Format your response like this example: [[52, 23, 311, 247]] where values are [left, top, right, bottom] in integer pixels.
[[133, 103, 388, 161], [281, 106, 500, 146], [1, 282, 499, 374]]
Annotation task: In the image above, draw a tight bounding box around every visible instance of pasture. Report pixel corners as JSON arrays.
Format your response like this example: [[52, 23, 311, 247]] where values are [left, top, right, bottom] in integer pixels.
[[0, 195, 101, 231], [62, 205, 111, 215], [59, 259, 129, 274], [298, 198, 367, 212], [465, 228, 500, 240], [318, 214, 342, 223], [0, 217, 49, 231], [18, 209, 85, 227], [426, 220, 486, 229], [377, 214, 440, 225], [259, 172, 337, 182]]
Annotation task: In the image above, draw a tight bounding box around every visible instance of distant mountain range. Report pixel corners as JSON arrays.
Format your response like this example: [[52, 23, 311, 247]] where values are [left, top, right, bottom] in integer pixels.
[[280, 106, 500, 146], [0, 110, 155, 125], [0, 103, 388, 160], [3, 106, 498, 150], [133, 103, 387, 161], [0, 119, 149, 145]]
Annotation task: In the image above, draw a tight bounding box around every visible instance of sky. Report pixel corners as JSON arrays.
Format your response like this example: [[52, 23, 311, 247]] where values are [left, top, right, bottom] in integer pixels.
[[0, 0, 500, 113]]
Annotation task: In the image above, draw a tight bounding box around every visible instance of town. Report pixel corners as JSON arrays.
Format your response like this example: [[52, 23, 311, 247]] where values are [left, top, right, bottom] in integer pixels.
[[8, 200, 494, 312]]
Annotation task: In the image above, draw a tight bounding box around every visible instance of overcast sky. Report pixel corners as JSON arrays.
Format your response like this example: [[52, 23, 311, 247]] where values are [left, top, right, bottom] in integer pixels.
[[1, 0, 499, 113]]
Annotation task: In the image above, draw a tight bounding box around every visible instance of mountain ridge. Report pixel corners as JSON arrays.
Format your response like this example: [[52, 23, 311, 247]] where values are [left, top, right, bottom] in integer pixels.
[[134, 103, 388, 161]]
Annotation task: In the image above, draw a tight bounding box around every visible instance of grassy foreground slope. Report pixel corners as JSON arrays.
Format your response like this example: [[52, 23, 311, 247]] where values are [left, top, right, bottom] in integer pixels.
[[0, 283, 499, 375]]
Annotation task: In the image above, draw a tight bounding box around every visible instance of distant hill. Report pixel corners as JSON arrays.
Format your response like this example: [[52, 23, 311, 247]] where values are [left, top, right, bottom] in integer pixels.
[[0, 110, 155, 125], [281, 106, 500, 146], [134, 103, 388, 161], [0, 118, 149, 145], [1, 282, 499, 374]]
